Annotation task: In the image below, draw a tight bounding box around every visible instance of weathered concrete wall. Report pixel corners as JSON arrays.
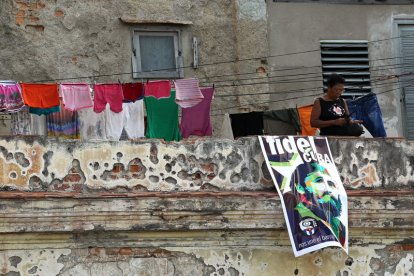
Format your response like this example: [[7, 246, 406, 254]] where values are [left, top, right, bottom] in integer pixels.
[[0, 136, 413, 192], [0, 0, 270, 133], [0, 192, 413, 275], [1, 233, 413, 275], [267, 2, 414, 137], [0, 136, 413, 275], [0, 136, 269, 192]]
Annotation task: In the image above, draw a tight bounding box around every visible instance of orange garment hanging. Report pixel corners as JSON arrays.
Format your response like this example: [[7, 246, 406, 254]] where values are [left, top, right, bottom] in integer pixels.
[[21, 83, 60, 108], [298, 104, 318, 136]]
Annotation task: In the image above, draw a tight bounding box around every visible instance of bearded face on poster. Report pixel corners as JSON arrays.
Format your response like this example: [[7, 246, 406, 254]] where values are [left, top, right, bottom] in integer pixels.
[[282, 162, 346, 246], [298, 163, 345, 244]]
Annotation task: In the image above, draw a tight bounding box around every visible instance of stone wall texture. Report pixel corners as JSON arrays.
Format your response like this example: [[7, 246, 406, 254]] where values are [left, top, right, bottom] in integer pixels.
[[0, 136, 413, 275]]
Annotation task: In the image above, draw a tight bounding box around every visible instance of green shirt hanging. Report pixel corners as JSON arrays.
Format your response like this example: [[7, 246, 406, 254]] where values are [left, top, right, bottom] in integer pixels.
[[144, 90, 182, 142]]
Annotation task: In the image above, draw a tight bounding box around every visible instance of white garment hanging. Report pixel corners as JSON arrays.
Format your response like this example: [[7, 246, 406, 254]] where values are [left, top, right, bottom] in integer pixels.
[[78, 107, 107, 141], [105, 104, 124, 141], [219, 113, 234, 140], [122, 100, 145, 139], [30, 114, 47, 136]]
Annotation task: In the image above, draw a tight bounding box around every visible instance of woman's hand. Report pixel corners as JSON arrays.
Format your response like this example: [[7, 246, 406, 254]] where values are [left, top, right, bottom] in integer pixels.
[[350, 119, 363, 124], [334, 118, 348, 126]]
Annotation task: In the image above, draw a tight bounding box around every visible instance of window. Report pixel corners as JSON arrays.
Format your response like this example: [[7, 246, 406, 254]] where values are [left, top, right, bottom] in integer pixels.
[[396, 21, 414, 139], [132, 29, 183, 79], [320, 40, 371, 98]]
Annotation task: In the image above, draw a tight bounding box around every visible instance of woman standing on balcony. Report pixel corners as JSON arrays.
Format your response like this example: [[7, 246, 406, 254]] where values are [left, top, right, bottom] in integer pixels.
[[310, 74, 363, 136]]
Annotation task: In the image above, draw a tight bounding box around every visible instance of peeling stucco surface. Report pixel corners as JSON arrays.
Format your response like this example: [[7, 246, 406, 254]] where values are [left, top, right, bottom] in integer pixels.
[[0, 137, 413, 192], [0, 249, 70, 276], [0, 137, 269, 192], [175, 245, 414, 276], [328, 138, 414, 189], [1, 192, 413, 233], [0, 136, 413, 275], [1, 241, 413, 276]]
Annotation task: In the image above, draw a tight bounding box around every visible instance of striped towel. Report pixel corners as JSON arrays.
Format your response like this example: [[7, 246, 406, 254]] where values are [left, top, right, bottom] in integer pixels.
[[174, 78, 204, 108]]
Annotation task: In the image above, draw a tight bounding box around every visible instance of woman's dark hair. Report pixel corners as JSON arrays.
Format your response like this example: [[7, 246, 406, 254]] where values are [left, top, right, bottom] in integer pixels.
[[327, 74, 345, 88]]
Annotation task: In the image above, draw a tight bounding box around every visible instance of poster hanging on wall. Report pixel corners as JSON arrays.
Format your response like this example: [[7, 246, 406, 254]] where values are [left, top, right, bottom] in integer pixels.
[[259, 136, 348, 257]]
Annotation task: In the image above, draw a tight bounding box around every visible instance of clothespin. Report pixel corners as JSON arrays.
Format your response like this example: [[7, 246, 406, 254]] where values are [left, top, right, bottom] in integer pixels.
[[213, 83, 215, 90], [118, 79, 121, 84]]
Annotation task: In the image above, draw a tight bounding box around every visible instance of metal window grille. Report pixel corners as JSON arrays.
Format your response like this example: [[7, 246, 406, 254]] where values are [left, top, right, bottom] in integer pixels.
[[320, 40, 371, 98]]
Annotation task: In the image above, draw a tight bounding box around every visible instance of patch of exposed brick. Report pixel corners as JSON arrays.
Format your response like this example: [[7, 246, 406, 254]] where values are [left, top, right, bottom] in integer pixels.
[[25, 24, 44, 32], [200, 163, 215, 173], [15, 0, 46, 28], [129, 165, 142, 173], [119, 248, 133, 256], [387, 244, 414, 252], [53, 183, 71, 191], [63, 173, 82, 183], [28, 15, 40, 23], [112, 164, 124, 173], [55, 9, 64, 17], [72, 184, 83, 192], [15, 10, 25, 25]]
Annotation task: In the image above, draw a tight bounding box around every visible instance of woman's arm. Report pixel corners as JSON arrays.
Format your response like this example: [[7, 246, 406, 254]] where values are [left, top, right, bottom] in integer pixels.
[[310, 98, 347, 128]]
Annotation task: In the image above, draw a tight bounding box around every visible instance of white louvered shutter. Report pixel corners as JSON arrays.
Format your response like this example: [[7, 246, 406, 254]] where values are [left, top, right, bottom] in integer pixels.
[[399, 27, 414, 140], [320, 40, 371, 98]]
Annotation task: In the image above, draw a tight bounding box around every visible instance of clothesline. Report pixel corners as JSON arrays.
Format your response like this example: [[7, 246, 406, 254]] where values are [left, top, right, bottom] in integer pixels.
[[0, 68, 392, 141], [2, 63, 407, 104], [0, 78, 216, 142], [0, 92, 388, 141]]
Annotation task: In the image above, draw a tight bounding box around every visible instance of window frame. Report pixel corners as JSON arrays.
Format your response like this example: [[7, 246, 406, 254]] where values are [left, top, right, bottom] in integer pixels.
[[131, 27, 183, 79]]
